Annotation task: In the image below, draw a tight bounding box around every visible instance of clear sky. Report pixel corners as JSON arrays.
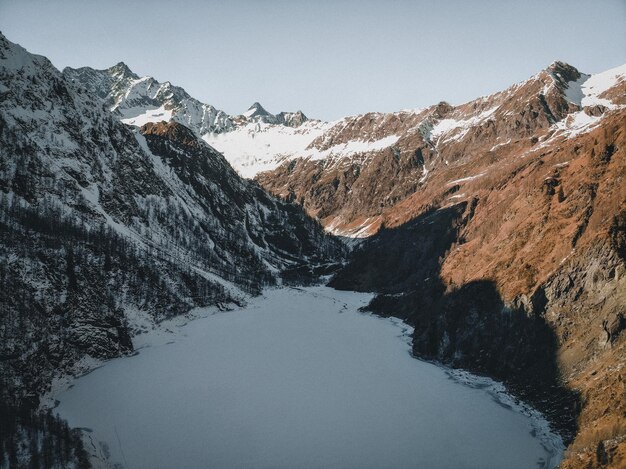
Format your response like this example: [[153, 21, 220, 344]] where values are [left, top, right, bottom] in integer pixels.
[[1, 0, 625, 120]]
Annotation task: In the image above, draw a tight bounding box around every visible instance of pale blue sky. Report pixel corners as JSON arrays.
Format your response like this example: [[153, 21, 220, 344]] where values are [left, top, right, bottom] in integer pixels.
[[1, 0, 624, 120]]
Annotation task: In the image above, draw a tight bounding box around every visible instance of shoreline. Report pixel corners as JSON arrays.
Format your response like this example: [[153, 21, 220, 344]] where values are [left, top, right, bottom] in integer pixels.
[[47, 285, 564, 469]]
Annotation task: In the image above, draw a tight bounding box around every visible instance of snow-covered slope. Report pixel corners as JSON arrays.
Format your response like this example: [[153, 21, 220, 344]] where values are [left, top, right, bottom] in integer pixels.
[[64, 64, 324, 178], [202, 120, 332, 178], [0, 32, 343, 429], [557, 62, 626, 109], [64, 60, 415, 180]]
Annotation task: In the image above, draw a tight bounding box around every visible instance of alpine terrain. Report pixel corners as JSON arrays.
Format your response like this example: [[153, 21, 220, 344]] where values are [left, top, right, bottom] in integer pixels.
[[0, 29, 625, 469], [0, 32, 342, 468]]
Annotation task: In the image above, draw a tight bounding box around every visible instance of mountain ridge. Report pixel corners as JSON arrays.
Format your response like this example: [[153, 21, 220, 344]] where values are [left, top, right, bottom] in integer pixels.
[[1, 30, 625, 468], [256, 58, 626, 467], [0, 32, 344, 467], [257, 60, 626, 236]]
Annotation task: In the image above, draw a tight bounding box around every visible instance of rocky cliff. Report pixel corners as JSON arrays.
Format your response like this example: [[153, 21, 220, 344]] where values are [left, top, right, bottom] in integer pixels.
[[321, 73, 626, 467]]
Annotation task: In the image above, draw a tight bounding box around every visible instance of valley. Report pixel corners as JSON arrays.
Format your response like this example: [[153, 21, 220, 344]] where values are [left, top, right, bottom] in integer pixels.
[[0, 29, 624, 469]]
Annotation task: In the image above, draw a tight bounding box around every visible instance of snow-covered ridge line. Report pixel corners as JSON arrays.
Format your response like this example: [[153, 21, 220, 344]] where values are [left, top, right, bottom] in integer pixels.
[[428, 107, 498, 144], [307, 135, 401, 161]]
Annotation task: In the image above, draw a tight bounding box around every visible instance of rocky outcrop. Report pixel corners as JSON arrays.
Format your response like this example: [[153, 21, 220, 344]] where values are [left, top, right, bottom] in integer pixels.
[[276, 110, 308, 127], [239, 102, 309, 127]]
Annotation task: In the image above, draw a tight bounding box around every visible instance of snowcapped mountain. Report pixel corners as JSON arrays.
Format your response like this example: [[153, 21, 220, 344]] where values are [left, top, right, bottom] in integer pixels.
[[2, 26, 625, 468], [202, 118, 333, 178], [257, 60, 626, 237], [254, 59, 626, 467], [240, 101, 309, 127], [63, 63, 324, 179], [242, 101, 273, 120], [63, 62, 234, 135], [0, 31, 343, 441]]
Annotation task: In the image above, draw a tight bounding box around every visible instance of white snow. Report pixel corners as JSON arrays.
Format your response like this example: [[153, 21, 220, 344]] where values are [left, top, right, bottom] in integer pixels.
[[490, 138, 512, 152], [326, 216, 379, 239], [307, 135, 400, 162], [552, 110, 602, 137], [203, 121, 401, 179], [429, 107, 498, 144], [562, 74, 589, 106], [529, 64, 626, 143], [53, 286, 563, 469], [202, 121, 332, 178], [242, 106, 258, 118], [447, 172, 486, 185], [559, 63, 626, 110], [120, 105, 173, 127], [580, 63, 626, 109]]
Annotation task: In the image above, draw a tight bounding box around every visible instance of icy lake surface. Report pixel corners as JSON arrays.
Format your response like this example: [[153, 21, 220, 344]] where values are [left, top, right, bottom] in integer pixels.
[[54, 287, 563, 468]]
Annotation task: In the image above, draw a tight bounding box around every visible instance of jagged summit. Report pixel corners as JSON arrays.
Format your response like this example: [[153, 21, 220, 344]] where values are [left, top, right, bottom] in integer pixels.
[[107, 61, 138, 79], [244, 101, 271, 118], [546, 60, 582, 83], [239, 102, 310, 127], [63, 61, 137, 80], [64, 62, 234, 135]]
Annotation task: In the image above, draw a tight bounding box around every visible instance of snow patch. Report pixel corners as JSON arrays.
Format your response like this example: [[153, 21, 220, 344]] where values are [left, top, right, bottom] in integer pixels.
[[307, 135, 400, 162], [203, 121, 332, 178], [447, 172, 486, 185], [429, 107, 498, 144], [580, 63, 626, 109], [120, 105, 173, 127], [203, 121, 399, 179], [562, 74, 589, 106]]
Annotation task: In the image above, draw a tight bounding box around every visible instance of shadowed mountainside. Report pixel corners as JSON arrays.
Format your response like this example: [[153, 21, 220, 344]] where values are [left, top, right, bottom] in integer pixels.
[[331, 205, 580, 442]]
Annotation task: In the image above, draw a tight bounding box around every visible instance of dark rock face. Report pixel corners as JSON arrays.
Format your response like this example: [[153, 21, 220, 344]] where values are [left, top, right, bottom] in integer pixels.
[[138, 120, 344, 272], [331, 204, 581, 441], [275, 110, 308, 127]]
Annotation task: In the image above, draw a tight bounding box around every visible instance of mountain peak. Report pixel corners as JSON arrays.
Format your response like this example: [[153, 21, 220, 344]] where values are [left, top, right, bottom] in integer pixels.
[[245, 102, 270, 116], [546, 61, 581, 82], [108, 61, 137, 79]]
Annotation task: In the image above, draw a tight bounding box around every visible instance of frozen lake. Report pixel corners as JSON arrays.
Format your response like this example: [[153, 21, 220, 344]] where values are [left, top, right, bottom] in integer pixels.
[[54, 286, 563, 468]]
